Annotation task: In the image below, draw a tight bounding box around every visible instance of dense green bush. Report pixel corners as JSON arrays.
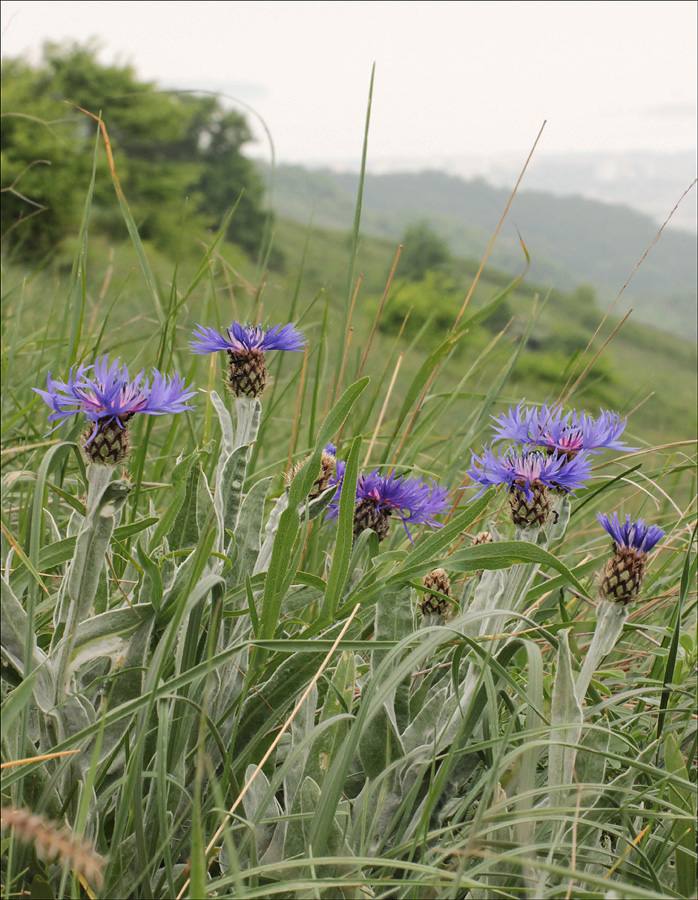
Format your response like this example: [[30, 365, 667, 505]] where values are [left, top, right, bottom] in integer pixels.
[[1, 41, 268, 259]]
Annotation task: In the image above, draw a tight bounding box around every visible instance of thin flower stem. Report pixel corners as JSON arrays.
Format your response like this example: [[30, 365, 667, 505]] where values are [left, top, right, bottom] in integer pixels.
[[363, 353, 403, 467]]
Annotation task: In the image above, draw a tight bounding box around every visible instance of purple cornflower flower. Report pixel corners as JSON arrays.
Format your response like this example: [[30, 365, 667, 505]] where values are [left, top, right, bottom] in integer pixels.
[[467, 446, 592, 501], [597, 512, 664, 555], [491, 402, 635, 459], [327, 468, 450, 542], [467, 446, 592, 528], [597, 512, 664, 604], [34, 356, 197, 465], [190, 322, 306, 355], [190, 321, 305, 399]]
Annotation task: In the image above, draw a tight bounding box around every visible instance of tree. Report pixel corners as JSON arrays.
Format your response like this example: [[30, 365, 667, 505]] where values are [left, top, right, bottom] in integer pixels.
[[398, 221, 452, 281], [1, 41, 269, 259]]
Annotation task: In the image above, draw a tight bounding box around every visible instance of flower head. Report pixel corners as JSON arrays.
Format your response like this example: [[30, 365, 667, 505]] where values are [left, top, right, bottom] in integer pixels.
[[467, 446, 592, 501], [190, 322, 306, 355], [34, 356, 196, 465], [597, 512, 664, 554], [491, 402, 635, 458], [190, 321, 305, 398], [597, 512, 664, 604], [327, 468, 450, 542], [285, 443, 339, 498]]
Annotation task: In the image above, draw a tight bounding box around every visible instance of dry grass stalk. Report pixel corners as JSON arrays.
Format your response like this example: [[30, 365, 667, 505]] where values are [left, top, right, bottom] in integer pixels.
[[1, 804, 105, 889]]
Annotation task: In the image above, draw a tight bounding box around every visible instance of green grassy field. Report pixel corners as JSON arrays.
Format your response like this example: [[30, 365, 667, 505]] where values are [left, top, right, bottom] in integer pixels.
[[1, 157, 696, 899]]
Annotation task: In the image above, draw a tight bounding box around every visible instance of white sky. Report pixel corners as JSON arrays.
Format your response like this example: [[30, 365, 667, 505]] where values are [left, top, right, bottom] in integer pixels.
[[1, 0, 696, 165]]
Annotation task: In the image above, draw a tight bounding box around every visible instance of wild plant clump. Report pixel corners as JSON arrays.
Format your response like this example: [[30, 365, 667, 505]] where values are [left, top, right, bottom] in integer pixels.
[[1, 167, 695, 900]]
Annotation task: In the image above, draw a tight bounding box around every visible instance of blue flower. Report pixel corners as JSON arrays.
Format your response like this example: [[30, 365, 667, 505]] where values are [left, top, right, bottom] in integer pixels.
[[34, 357, 196, 464], [190, 321, 306, 355], [597, 512, 664, 554], [491, 402, 635, 457], [327, 468, 450, 541], [34, 356, 197, 434], [467, 446, 592, 501]]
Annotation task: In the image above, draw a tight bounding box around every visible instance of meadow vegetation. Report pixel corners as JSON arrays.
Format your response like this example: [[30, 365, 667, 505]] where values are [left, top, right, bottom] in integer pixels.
[[1, 44, 696, 900]]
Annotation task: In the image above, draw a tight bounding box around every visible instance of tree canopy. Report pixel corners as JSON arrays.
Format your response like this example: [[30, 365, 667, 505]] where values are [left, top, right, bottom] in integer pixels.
[[1, 41, 268, 259]]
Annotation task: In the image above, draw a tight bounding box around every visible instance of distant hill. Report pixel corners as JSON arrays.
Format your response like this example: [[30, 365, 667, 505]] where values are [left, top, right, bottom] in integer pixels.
[[261, 164, 697, 340]]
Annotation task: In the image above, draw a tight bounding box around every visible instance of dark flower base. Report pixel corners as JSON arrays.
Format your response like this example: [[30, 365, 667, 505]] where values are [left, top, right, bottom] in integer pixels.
[[226, 349, 267, 398], [509, 480, 552, 528], [600, 546, 647, 604], [353, 498, 391, 542], [82, 418, 131, 466]]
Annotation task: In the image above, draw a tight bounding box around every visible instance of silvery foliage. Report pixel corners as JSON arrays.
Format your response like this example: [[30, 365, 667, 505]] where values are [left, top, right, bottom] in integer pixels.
[[1, 390, 337, 819], [2, 402, 633, 893]]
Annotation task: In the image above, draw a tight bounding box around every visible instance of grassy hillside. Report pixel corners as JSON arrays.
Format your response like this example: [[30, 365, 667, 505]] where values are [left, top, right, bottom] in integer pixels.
[[3, 214, 696, 455], [263, 164, 697, 340], [2, 171, 695, 900]]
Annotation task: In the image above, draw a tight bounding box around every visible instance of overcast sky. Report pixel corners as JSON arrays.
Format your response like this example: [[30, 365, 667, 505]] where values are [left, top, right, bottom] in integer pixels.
[[2, 0, 696, 167]]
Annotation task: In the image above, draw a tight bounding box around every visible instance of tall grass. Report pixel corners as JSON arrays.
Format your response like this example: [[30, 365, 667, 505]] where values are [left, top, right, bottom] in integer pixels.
[[1, 107, 696, 900]]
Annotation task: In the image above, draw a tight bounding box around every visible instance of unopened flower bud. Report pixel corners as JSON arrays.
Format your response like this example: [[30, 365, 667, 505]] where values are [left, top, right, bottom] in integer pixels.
[[419, 568, 453, 619], [597, 512, 664, 605]]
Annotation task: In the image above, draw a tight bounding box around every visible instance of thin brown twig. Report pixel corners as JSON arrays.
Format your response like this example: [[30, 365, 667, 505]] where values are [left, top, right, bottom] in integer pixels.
[[557, 177, 697, 406], [357, 245, 402, 380], [363, 353, 404, 467], [559, 310, 633, 404], [453, 121, 546, 330], [334, 327, 354, 404]]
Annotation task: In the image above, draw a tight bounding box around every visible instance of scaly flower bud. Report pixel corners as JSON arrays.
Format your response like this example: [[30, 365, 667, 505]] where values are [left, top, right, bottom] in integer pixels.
[[420, 568, 453, 619], [597, 512, 664, 604]]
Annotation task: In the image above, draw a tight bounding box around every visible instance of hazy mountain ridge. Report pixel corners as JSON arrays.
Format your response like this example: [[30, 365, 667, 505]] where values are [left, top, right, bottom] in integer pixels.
[[262, 163, 697, 340], [358, 151, 698, 234]]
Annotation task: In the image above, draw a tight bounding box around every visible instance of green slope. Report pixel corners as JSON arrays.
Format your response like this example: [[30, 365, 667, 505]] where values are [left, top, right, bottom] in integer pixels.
[[263, 164, 697, 340]]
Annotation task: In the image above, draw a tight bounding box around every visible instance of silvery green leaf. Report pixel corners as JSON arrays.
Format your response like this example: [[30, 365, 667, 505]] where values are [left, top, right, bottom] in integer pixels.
[[67, 603, 153, 673], [214, 444, 251, 557], [228, 476, 272, 589], [304, 651, 355, 787], [548, 494, 571, 543], [359, 703, 404, 780], [65, 479, 132, 620], [372, 585, 413, 674], [51, 479, 132, 700], [240, 763, 282, 861], [548, 627, 583, 792], [402, 683, 450, 754], [299, 483, 339, 522], [576, 600, 629, 702], [253, 492, 290, 576], [210, 389, 235, 459], [98, 611, 156, 772], [149, 447, 210, 552], [285, 683, 318, 813], [299, 775, 351, 867], [85, 462, 113, 516], [1, 576, 55, 713], [234, 396, 262, 449], [136, 540, 164, 611]]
